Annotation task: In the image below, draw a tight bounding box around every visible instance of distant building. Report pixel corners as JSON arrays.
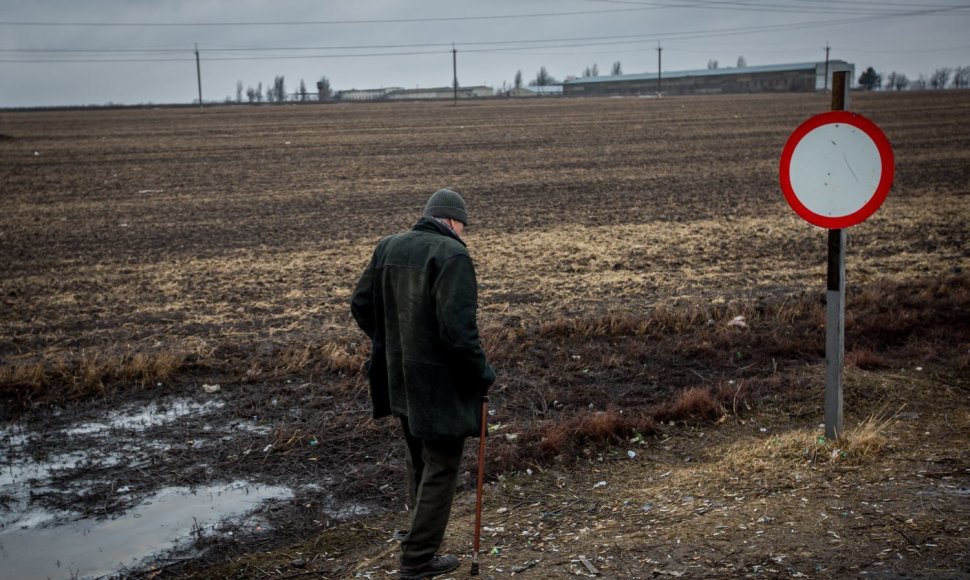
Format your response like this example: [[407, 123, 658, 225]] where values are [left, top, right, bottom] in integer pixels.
[[385, 86, 494, 100], [335, 86, 493, 101], [508, 85, 562, 97], [335, 88, 404, 101], [563, 61, 855, 97]]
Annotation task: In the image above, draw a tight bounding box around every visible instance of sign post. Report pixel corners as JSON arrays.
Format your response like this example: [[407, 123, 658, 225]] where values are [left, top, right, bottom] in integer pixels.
[[779, 71, 894, 440], [826, 72, 848, 440], [826, 226, 846, 440]]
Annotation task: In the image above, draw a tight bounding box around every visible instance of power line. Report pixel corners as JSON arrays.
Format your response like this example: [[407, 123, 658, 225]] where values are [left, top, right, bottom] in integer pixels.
[[1, 5, 964, 64], [593, 0, 970, 15], [0, 6, 664, 27], [1, 6, 961, 61], [2, 1, 965, 29]]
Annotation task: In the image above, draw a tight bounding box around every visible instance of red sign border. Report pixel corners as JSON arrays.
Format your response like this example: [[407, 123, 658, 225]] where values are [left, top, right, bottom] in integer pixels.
[[779, 111, 894, 229]]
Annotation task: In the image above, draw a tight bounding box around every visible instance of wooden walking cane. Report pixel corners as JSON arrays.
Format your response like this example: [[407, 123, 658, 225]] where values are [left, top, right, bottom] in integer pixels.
[[470, 396, 488, 575]]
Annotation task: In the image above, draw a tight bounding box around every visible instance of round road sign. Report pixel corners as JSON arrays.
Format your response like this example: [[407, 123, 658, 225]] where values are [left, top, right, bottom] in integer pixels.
[[779, 111, 894, 229]]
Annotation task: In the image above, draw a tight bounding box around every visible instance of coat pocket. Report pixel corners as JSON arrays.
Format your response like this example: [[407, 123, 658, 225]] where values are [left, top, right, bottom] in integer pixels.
[[402, 359, 477, 438]]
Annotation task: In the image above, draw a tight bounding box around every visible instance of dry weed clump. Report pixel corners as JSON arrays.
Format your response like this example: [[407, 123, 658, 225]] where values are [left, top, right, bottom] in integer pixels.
[[839, 408, 897, 459], [538, 313, 655, 339], [753, 408, 897, 470], [316, 342, 367, 374], [124, 350, 183, 384], [72, 349, 186, 390], [480, 325, 528, 362], [489, 408, 656, 471], [0, 348, 187, 412], [537, 305, 725, 340], [268, 341, 366, 377], [845, 347, 891, 370], [0, 363, 45, 388], [656, 387, 725, 424]]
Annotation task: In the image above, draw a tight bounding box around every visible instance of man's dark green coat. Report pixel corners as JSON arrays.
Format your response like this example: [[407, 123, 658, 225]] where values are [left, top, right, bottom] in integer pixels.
[[351, 218, 495, 439]]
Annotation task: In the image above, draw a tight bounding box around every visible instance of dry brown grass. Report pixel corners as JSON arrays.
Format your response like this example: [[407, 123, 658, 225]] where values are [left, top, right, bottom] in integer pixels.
[[730, 406, 899, 471], [1, 93, 967, 424], [656, 386, 725, 423], [839, 407, 897, 459], [1, 348, 186, 407], [488, 408, 657, 471], [846, 347, 891, 370]]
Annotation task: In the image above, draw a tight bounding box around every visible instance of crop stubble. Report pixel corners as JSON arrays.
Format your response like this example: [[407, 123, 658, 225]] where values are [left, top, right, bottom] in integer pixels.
[[1, 93, 967, 386]]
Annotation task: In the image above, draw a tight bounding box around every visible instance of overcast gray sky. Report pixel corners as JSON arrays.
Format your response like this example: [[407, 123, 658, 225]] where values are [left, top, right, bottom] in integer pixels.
[[1, 0, 968, 107]]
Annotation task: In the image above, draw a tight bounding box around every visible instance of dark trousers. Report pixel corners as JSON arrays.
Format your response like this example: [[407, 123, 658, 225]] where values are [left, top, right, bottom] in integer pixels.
[[399, 417, 465, 567]]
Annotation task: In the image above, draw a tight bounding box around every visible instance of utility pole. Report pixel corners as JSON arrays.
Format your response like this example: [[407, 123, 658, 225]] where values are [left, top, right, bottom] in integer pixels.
[[452, 44, 458, 105], [195, 43, 203, 111], [656, 43, 663, 96], [824, 43, 830, 91]]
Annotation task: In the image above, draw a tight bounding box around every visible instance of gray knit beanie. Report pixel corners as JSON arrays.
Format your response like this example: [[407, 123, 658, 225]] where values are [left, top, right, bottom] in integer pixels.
[[422, 188, 468, 225]]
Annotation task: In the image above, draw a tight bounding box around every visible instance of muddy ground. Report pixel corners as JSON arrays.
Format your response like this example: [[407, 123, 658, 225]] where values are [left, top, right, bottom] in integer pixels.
[[0, 92, 968, 578]]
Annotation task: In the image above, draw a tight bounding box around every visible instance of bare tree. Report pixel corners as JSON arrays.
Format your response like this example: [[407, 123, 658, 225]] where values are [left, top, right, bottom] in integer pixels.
[[885, 71, 909, 91], [737, 56, 747, 68], [530, 66, 557, 86], [514, 70, 523, 89], [298, 79, 308, 101], [911, 74, 928, 91], [611, 61, 622, 75], [235, 81, 243, 103], [317, 76, 332, 99], [245, 86, 257, 103], [256, 81, 263, 103], [273, 76, 287, 102], [953, 66, 970, 89], [930, 67, 951, 89], [592, 63, 599, 76], [707, 59, 719, 69]]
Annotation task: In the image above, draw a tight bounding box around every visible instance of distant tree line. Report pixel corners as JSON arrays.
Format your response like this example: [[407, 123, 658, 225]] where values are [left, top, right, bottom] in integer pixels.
[[233, 75, 333, 103], [226, 60, 969, 103], [859, 65, 970, 91]]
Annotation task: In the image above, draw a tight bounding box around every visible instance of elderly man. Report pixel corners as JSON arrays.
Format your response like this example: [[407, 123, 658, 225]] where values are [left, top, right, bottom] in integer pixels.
[[351, 188, 496, 579]]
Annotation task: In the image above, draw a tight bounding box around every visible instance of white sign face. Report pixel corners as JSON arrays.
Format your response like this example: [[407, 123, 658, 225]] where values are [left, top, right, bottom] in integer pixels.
[[787, 123, 882, 218], [780, 111, 894, 229]]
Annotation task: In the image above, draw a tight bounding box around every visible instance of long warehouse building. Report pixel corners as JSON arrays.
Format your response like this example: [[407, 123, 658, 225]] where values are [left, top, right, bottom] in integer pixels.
[[563, 60, 855, 97]]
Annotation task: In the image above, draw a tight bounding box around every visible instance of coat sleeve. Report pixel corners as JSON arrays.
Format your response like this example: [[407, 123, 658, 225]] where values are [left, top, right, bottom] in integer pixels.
[[350, 246, 392, 419], [434, 253, 496, 391], [350, 249, 378, 339]]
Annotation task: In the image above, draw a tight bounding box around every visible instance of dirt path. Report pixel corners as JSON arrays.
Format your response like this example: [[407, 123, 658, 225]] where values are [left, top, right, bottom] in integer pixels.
[[177, 366, 968, 579]]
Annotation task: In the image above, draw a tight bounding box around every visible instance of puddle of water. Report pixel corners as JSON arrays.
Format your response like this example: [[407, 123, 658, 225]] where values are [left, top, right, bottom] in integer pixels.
[[64, 398, 225, 436], [0, 396, 299, 578], [0, 396, 227, 530], [0, 447, 126, 530], [0, 481, 292, 580]]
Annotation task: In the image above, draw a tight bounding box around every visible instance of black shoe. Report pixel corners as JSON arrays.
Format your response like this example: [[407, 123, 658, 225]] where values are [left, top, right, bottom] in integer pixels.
[[400, 554, 460, 579]]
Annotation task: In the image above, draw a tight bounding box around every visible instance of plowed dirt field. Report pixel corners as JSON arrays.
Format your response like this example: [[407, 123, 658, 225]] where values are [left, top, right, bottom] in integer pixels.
[[1, 92, 968, 578]]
